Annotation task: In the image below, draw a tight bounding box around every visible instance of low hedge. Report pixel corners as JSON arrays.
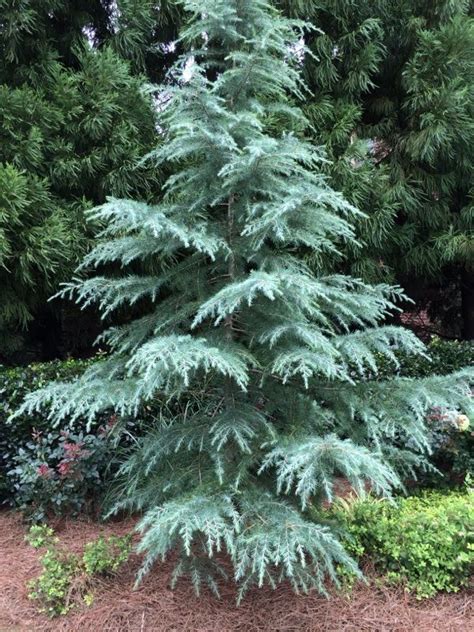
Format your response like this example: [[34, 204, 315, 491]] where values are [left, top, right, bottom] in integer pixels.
[[330, 488, 474, 598], [377, 337, 473, 482], [375, 336, 474, 379]]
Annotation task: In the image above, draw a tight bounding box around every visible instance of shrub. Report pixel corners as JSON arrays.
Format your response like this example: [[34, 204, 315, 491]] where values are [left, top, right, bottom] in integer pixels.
[[8, 427, 116, 522], [26, 524, 58, 549], [0, 358, 95, 501], [1, 357, 152, 515], [373, 337, 473, 483], [82, 534, 133, 576], [26, 525, 132, 617], [375, 336, 474, 380], [330, 488, 474, 599], [28, 548, 80, 617]]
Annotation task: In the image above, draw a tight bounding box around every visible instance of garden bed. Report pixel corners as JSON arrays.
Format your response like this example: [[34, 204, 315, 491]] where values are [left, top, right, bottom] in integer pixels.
[[0, 510, 472, 632]]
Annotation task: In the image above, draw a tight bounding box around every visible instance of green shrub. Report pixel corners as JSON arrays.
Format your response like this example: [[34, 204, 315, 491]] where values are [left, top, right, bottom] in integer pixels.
[[26, 524, 58, 549], [9, 428, 115, 522], [1, 357, 151, 515], [28, 548, 80, 617], [26, 525, 132, 617], [83, 534, 132, 576], [375, 336, 474, 380], [330, 489, 474, 599], [0, 358, 95, 500], [373, 337, 473, 483]]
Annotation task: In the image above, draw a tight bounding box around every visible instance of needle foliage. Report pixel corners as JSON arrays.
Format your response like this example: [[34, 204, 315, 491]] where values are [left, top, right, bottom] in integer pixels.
[[17, 0, 473, 598]]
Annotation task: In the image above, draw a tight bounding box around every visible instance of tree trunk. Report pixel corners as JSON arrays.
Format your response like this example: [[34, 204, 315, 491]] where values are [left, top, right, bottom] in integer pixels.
[[461, 267, 474, 340]]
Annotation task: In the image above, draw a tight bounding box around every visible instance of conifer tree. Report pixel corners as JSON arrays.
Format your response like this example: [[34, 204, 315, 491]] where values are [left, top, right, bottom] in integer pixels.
[[87, 1, 473, 336], [361, 0, 474, 338], [278, 0, 399, 283], [110, 0, 184, 83], [0, 0, 162, 358], [19, 0, 473, 596], [281, 0, 474, 336]]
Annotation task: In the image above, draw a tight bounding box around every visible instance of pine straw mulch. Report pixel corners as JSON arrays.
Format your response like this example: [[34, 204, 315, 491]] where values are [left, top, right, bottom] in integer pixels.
[[0, 510, 472, 632]]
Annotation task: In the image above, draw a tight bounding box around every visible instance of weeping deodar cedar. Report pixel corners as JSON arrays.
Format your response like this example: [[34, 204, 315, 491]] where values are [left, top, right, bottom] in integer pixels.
[[17, 0, 473, 600]]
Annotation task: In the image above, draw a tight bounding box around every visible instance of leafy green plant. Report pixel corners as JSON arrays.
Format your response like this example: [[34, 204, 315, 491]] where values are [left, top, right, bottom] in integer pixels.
[[372, 337, 474, 483], [374, 337, 474, 380], [0, 357, 155, 514], [25, 524, 58, 549], [330, 489, 474, 599], [26, 525, 132, 617], [0, 0, 162, 359], [28, 549, 80, 617], [8, 428, 115, 522], [83, 534, 132, 576], [0, 358, 94, 500]]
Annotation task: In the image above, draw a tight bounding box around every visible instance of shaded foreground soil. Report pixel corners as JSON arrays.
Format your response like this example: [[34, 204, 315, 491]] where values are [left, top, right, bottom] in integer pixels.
[[0, 510, 472, 632]]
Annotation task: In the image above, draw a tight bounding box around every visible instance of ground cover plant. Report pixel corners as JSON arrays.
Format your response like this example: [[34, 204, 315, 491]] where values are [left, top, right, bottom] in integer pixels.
[[329, 486, 474, 599], [25, 524, 132, 617], [19, 486, 473, 620], [15, 0, 473, 601]]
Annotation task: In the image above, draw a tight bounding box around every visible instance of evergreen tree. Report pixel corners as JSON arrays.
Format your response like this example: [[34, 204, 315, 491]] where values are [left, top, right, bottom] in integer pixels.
[[152, 0, 474, 338], [0, 0, 162, 358], [282, 1, 474, 337], [278, 0, 399, 284], [361, 0, 474, 338], [109, 0, 184, 83], [19, 0, 473, 596]]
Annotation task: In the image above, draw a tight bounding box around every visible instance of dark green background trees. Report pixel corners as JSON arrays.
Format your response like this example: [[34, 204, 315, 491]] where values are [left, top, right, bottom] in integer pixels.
[[284, 0, 474, 338], [1, 0, 473, 363], [0, 0, 167, 360], [364, 1, 473, 339]]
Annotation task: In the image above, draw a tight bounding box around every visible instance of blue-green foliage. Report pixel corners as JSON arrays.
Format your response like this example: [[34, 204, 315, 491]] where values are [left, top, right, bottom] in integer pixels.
[[16, 0, 473, 598]]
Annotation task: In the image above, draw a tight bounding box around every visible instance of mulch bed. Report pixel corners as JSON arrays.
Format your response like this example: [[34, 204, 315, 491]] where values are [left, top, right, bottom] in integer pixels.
[[0, 510, 472, 632]]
